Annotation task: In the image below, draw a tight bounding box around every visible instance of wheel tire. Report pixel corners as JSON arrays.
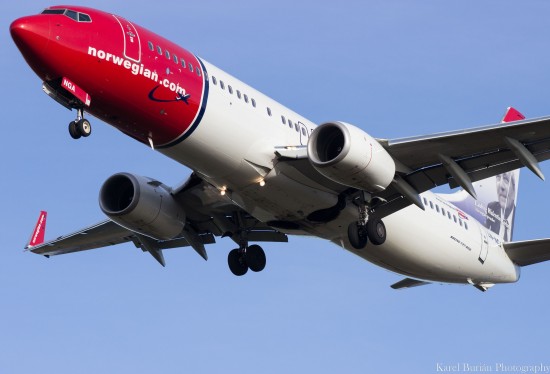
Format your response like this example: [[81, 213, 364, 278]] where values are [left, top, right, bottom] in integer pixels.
[[228, 248, 248, 276], [348, 222, 368, 249], [366, 218, 386, 245], [77, 119, 92, 137], [246, 244, 266, 272], [69, 121, 81, 139]]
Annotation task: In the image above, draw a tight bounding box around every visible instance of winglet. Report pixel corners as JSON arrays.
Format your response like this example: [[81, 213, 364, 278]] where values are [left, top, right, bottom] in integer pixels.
[[26, 211, 47, 249], [501, 107, 525, 123]]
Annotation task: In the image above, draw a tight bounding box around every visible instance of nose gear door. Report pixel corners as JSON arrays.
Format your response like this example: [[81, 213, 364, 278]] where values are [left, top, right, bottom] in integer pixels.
[[478, 224, 489, 264]]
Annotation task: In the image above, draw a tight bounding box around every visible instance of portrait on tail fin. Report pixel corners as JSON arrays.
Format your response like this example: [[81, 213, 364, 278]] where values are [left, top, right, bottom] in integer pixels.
[[439, 167, 520, 242], [485, 171, 518, 241]]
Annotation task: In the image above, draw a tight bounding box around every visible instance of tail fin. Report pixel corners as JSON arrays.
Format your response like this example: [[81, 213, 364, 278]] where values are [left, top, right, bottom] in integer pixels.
[[26, 211, 47, 248], [438, 108, 524, 242]]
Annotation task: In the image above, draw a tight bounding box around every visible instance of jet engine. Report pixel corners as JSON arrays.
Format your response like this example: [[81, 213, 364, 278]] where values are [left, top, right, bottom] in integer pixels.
[[99, 172, 186, 240], [307, 121, 395, 192]]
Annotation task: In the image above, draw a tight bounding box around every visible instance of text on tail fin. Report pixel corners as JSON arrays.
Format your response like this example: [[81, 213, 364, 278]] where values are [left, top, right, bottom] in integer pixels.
[[28, 211, 47, 248]]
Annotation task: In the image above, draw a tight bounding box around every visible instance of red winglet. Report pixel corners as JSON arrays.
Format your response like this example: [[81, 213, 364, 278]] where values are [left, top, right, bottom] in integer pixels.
[[27, 211, 47, 248], [501, 107, 525, 123]]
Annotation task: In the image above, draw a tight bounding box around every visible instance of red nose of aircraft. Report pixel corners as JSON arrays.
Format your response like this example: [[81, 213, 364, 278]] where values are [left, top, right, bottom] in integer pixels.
[[10, 16, 51, 73]]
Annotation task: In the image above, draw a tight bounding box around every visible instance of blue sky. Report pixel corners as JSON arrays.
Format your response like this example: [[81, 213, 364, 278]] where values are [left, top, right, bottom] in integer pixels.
[[2, 1, 550, 373]]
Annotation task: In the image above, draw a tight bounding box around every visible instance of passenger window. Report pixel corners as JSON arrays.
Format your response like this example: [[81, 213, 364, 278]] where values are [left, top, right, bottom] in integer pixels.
[[251, 98, 256, 107], [442, 208, 446, 216], [453, 215, 457, 223], [267, 107, 272, 116], [459, 220, 463, 227], [464, 222, 468, 230], [236, 90, 241, 99], [220, 81, 225, 89], [302, 128, 306, 136], [295, 123, 299, 132], [436, 205, 440, 213], [281, 116, 286, 124], [148, 41, 154, 51], [212, 76, 217, 85], [423, 197, 427, 205], [196, 68, 201, 77], [447, 212, 451, 219], [181, 59, 186, 68], [228, 85, 233, 94], [157, 46, 162, 55], [289, 119, 293, 129], [189, 63, 194, 73], [244, 94, 249, 103], [429, 201, 434, 209], [165, 50, 170, 59], [173, 55, 178, 64]]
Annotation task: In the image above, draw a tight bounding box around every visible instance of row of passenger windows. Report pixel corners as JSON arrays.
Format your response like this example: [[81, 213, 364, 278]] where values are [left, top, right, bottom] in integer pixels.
[[148, 44, 312, 137], [423, 197, 469, 230], [211, 76, 308, 136], [148, 41, 202, 77], [210, 75, 257, 108]]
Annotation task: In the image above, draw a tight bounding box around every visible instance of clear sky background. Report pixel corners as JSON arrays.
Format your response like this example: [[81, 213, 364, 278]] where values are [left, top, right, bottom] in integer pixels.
[[2, 1, 550, 373]]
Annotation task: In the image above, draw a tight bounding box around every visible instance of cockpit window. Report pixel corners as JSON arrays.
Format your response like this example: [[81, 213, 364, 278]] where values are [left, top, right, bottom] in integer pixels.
[[41, 9, 92, 22], [78, 13, 92, 22], [41, 9, 65, 15], [65, 10, 78, 21]]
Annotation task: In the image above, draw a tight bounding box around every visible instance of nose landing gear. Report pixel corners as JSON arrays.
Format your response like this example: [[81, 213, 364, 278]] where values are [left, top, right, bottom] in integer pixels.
[[68, 108, 92, 139]]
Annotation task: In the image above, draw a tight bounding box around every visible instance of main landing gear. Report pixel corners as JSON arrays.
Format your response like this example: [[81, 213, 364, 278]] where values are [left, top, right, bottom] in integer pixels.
[[347, 193, 387, 250], [227, 244, 266, 276], [68, 108, 92, 139]]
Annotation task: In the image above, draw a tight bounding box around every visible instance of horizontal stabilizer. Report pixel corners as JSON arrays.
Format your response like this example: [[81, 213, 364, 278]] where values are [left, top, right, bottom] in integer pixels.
[[391, 278, 430, 290], [503, 239, 550, 266]]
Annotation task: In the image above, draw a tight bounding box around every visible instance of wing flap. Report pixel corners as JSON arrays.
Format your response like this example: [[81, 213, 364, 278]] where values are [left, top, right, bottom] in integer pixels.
[[387, 116, 550, 171], [503, 239, 550, 266]]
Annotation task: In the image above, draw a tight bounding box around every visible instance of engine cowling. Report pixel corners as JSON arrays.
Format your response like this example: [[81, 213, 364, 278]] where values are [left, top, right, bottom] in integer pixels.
[[99, 172, 186, 240], [307, 121, 395, 192]]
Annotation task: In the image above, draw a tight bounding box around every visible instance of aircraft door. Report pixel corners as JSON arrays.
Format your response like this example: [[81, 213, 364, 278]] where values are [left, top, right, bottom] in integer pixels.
[[478, 225, 489, 264], [298, 122, 309, 145], [113, 15, 141, 63]]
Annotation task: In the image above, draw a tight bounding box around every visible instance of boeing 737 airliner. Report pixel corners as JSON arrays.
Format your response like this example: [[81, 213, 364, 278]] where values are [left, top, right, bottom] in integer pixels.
[[11, 6, 550, 291]]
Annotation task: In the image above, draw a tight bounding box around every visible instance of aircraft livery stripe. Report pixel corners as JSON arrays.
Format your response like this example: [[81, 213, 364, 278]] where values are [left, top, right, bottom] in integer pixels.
[[158, 56, 210, 149]]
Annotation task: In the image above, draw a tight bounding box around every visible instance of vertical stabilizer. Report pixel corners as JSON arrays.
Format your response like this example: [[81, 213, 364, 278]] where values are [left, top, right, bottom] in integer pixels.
[[438, 108, 524, 242]]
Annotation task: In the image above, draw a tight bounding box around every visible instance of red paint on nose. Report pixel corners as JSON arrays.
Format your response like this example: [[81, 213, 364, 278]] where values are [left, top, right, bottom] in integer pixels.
[[10, 16, 51, 73]]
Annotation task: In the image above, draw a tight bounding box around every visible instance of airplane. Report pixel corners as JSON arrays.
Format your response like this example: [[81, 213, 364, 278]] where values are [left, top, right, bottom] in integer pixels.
[[10, 5, 550, 291]]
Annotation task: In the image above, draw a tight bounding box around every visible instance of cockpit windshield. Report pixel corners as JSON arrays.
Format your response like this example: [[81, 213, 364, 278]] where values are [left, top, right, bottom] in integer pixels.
[[41, 8, 92, 22]]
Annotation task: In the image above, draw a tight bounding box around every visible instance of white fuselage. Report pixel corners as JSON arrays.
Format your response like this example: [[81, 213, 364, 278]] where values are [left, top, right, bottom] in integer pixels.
[[158, 58, 520, 286]]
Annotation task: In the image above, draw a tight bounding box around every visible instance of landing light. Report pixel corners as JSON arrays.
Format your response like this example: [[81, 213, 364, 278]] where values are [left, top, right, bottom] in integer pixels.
[[259, 179, 266, 187]]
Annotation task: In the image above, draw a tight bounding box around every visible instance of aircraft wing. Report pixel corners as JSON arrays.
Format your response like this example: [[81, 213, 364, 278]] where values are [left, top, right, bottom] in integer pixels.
[[277, 116, 550, 218], [26, 173, 287, 265], [503, 239, 550, 266]]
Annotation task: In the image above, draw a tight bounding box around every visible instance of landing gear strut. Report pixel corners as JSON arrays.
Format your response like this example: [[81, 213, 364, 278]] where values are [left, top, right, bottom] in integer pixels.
[[227, 244, 267, 276], [68, 108, 91, 139], [347, 193, 387, 249]]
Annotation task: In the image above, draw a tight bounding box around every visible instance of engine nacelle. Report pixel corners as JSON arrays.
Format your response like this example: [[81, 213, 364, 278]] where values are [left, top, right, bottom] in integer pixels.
[[307, 121, 395, 192], [99, 172, 186, 240]]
